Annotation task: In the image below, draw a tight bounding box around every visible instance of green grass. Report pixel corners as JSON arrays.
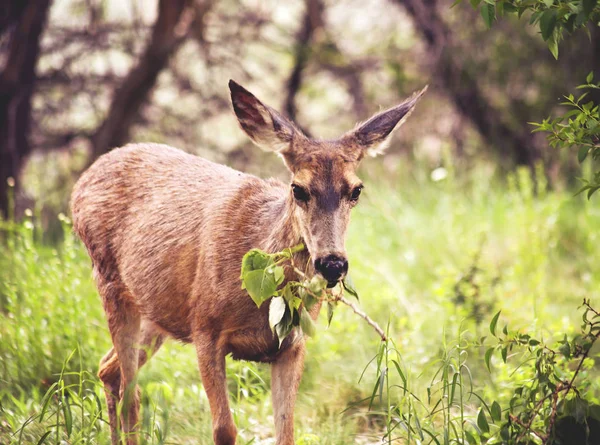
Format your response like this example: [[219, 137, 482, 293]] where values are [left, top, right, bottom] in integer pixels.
[[1, 161, 599, 444]]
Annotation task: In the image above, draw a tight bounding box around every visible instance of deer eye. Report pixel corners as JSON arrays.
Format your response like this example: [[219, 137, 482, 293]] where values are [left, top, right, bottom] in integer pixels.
[[291, 184, 310, 202], [350, 185, 363, 202]]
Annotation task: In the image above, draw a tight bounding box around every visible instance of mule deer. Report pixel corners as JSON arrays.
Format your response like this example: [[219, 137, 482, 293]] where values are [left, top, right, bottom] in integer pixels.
[[70, 80, 425, 445]]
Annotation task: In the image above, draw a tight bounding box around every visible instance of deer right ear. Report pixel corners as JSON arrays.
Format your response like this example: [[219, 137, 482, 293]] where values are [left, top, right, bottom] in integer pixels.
[[229, 80, 299, 153], [343, 85, 428, 159]]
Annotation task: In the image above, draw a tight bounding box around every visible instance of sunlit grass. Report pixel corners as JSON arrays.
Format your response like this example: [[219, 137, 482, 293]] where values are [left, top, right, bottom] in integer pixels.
[[1, 161, 599, 444]]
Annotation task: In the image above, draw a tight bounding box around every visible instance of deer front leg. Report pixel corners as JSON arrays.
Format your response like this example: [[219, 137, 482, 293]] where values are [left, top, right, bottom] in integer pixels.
[[271, 340, 306, 445], [195, 336, 237, 445]]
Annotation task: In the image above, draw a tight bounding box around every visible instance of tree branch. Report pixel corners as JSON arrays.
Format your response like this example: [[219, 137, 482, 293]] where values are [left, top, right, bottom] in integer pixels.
[[338, 296, 387, 341], [90, 0, 208, 160]]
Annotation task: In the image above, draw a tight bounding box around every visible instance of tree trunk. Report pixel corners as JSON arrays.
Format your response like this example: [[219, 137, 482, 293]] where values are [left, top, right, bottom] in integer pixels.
[[394, 0, 540, 167], [0, 0, 52, 219], [91, 0, 195, 160], [283, 0, 324, 123]]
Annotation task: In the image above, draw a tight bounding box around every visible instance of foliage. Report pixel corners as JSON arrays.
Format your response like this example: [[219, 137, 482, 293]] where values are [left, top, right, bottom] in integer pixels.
[[366, 301, 600, 444], [463, 0, 600, 197], [478, 300, 600, 444], [240, 245, 371, 345], [463, 0, 600, 59], [532, 74, 600, 197]]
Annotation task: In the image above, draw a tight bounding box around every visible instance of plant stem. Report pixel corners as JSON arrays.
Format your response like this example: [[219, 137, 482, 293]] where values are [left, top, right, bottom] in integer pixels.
[[338, 296, 387, 341]]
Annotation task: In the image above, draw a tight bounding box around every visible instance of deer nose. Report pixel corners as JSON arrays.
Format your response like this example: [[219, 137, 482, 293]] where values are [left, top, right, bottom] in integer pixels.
[[314, 255, 348, 287]]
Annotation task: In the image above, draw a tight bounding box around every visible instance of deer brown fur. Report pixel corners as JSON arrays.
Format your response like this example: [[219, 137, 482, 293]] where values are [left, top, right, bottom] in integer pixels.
[[70, 80, 425, 445]]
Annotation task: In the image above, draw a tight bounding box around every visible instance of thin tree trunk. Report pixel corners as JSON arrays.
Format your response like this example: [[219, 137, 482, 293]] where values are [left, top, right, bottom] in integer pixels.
[[0, 0, 52, 219], [90, 0, 196, 160], [394, 0, 540, 167], [283, 0, 324, 123]]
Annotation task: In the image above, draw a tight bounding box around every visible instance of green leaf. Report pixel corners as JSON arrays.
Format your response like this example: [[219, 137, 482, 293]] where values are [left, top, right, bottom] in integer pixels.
[[327, 301, 335, 327], [540, 9, 557, 41], [308, 275, 327, 296], [491, 401, 501, 422], [62, 395, 73, 437], [273, 265, 285, 285], [548, 34, 559, 59], [587, 71, 594, 84], [269, 297, 287, 333], [484, 347, 494, 372], [300, 308, 316, 337], [289, 296, 302, 311], [342, 275, 359, 300], [490, 310, 501, 337], [559, 341, 571, 358], [465, 430, 477, 445], [480, 2, 496, 28], [243, 269, 278, 308], [501, 346, 508, 363], [240, 249, 272, 279], [477, 408, 490, 434], [36, 431, 52, 445], [300, 286, 319, 311], [275, 311, 293, 347], [449, 372, 459, 405]]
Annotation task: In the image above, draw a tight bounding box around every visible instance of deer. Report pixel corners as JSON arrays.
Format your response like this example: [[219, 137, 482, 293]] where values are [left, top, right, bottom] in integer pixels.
[[70, 80, 426, 445]]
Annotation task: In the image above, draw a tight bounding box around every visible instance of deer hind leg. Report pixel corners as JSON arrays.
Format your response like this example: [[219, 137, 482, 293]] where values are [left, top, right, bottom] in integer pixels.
[[94, 268, 143, 445], [99, 320, 165, 445], [98, 347, 121, 445]]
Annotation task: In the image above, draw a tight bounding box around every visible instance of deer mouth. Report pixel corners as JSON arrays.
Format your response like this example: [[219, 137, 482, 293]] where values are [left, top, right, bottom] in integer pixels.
[[326, 279, 340, 288]]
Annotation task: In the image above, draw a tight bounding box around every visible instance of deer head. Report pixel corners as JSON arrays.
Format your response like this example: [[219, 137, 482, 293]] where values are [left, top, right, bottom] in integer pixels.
[[230, 80, 426, 287]]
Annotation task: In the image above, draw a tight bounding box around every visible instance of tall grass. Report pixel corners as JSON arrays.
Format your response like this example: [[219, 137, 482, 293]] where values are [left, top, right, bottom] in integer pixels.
[[1, 161, 599, 444]]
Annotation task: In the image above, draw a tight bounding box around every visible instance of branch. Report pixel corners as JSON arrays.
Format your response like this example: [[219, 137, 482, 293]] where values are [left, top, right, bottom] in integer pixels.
[[90, 0, 209, 160], [283, 0, 324, 124], [338, 296, 387, 342], [289, 261, 387, 341]]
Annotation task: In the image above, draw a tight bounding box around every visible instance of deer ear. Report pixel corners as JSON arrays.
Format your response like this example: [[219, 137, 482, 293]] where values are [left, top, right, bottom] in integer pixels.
[[345, 86, 427, 158], [229, 80, 299, 153]]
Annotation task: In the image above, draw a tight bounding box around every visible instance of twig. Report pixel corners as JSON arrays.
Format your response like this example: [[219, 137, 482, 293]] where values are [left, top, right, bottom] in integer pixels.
[[290, 264, 387, 341], [338, 296, 387, 342]]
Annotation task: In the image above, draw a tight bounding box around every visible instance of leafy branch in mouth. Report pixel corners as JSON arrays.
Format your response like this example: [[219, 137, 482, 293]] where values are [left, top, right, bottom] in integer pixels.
[[240, 244, 386, 346]]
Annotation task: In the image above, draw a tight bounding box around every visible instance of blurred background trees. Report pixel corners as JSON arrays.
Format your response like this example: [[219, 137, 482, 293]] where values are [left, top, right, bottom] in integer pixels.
[[0, 0, 598, 219]]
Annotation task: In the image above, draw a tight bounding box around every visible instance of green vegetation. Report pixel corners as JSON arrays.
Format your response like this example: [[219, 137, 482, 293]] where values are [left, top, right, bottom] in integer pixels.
[[240, 244, 367, 345], [1, 161, 599, 444]]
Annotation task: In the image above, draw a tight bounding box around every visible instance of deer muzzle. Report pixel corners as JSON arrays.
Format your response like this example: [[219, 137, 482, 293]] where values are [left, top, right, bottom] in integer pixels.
[[314, 254, 348, 287]]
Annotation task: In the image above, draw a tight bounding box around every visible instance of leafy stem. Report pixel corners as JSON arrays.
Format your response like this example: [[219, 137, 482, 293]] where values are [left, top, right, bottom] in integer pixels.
[[240, 244, 386, 345]]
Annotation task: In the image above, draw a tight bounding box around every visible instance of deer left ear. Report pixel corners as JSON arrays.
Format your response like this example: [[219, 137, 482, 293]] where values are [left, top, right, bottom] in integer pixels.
[[229, 79, 301, 153], [344, 86, 428, 159]]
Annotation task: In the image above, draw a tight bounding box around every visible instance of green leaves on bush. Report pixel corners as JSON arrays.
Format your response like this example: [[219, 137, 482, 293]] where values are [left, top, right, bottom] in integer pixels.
[[462, 0, 600, 59], [476, 299, 600, 443], [531, 73, 600, 198]]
